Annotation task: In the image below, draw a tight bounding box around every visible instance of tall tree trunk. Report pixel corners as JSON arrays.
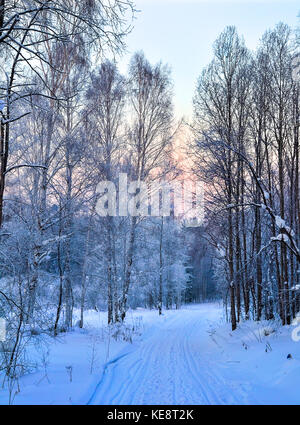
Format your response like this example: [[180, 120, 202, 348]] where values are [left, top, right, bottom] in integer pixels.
[[121, 216, 137, 321], [158, 217, 164, 315]]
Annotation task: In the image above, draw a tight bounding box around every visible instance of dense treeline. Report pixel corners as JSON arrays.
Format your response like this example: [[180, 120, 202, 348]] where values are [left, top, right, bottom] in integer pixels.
[[193, 23, 300, 330], [0, 1, 201, 389], [1, 0, 299, 396]]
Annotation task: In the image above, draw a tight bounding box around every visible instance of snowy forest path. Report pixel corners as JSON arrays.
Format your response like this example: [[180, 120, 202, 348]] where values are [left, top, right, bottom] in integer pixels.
[[87, 304, 252, 405]]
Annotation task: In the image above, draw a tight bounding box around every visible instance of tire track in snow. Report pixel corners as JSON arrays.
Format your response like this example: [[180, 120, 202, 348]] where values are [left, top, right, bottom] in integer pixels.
[[182, 313, 253, 405], [87, 306, 247, 405]]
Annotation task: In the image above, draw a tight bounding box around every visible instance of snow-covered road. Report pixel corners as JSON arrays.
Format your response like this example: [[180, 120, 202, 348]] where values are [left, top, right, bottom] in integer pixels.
[[88, 304, 249, 405], [3, 303, 299, 405]]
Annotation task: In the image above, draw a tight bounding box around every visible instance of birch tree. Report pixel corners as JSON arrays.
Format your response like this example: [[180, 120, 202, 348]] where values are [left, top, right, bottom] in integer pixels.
[[120, 52, 174, 321]]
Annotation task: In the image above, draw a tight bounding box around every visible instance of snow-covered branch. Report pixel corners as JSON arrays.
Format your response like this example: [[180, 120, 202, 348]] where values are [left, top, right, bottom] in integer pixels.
[[4, 164, 47, 175]]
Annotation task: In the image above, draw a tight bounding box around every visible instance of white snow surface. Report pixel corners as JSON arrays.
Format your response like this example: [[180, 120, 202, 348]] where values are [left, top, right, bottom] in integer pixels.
[[1, 303, 300, 405]]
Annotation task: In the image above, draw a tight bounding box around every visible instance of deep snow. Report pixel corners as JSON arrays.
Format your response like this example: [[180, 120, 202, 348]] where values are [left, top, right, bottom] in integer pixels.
[[1, 303, 300, 405]]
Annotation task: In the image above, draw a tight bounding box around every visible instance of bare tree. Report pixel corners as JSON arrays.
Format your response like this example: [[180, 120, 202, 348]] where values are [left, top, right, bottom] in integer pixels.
[[85, 60, 126, 325], [193, 27, 251, 330], [120, 52, 174, 321]]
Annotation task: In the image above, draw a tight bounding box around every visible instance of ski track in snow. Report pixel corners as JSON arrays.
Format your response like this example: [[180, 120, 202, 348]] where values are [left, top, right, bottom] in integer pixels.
[[87, 305, 252, 405]]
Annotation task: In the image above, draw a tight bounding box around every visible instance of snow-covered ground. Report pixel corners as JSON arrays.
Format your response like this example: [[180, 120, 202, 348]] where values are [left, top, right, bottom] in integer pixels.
[[0, 303, 300, 405]]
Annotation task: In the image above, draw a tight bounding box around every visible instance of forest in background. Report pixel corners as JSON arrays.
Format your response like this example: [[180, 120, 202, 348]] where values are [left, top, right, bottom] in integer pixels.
[[192, 22, 300, 330], [0, 0, 299, 393]]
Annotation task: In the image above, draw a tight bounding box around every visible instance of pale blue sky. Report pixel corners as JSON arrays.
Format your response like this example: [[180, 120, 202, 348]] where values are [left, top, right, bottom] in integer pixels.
[[119, 0, 299, 118]]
